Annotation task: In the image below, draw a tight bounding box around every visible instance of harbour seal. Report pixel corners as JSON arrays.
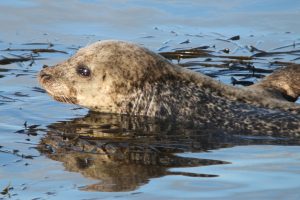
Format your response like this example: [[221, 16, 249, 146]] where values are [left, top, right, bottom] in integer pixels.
[[38, 40, 300, 136], [249, 64, 300, 102]]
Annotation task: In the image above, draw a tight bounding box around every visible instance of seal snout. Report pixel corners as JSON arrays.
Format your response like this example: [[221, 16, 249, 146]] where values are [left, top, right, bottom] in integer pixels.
[[39, 70, 51, 79], [39, 70, 53, 83], [38, 65, 56, 84]]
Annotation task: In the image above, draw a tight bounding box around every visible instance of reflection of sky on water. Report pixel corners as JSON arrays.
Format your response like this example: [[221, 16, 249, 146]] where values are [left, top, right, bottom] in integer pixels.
[[0, 0, 300, 40]]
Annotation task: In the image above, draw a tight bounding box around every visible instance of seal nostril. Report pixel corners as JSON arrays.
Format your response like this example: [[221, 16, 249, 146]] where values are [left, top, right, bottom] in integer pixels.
[[43, 65, 49, 69], [40, 71, 52, 80]]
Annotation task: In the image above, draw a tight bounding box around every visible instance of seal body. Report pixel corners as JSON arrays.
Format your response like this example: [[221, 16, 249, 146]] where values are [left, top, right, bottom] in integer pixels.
[[38, 40, 300, 136]]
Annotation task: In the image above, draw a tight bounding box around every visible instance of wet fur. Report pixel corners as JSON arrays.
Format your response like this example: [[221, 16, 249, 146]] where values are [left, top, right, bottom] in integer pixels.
[[38, 40, 300, 136], [250, 65, 300, 102]]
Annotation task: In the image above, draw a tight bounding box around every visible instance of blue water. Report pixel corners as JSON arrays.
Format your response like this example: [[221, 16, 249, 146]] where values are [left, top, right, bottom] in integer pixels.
[[1, 1, 300, 199]]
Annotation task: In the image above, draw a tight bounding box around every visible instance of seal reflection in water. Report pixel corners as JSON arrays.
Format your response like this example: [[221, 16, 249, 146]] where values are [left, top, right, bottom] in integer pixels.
[[38, 40, 300, 136], [38, 112, 300, 192]]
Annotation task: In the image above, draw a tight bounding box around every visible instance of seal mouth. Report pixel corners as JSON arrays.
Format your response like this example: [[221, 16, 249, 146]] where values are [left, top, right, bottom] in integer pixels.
[[53, 96, 78, 104], [38, 69, 78, 105]]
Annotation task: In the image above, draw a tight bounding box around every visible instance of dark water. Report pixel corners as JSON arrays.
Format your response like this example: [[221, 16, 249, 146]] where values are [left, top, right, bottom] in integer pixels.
[[1, 1, 300, 199]]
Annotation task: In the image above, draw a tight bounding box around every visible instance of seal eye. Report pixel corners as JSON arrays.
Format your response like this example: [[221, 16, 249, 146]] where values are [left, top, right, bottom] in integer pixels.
[[77, 65, 91, 77]]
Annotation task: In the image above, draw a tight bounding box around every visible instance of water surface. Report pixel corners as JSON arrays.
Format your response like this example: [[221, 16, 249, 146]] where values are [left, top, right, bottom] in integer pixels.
[[1, 1, 300, 199]]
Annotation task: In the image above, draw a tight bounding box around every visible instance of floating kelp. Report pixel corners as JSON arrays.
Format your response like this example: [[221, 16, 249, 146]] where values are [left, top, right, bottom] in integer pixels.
[[0, 55, 36, 65], [159, 48, 213, 59], [2, 48, 67, 54], [231, 77, 254, 86], [252, 49, 300, 57], [160, 48, 253, 61], [272, 42, 300, 51], [1, 183, 13, 197], [22, 42, 54, 47], [228, 35, 240, 40], [158, 41, 299, 84]]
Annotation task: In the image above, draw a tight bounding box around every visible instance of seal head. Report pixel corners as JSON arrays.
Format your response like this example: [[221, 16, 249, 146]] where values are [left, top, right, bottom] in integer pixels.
[[249, 65, 300, 102], [38, 40, 183, 115]]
